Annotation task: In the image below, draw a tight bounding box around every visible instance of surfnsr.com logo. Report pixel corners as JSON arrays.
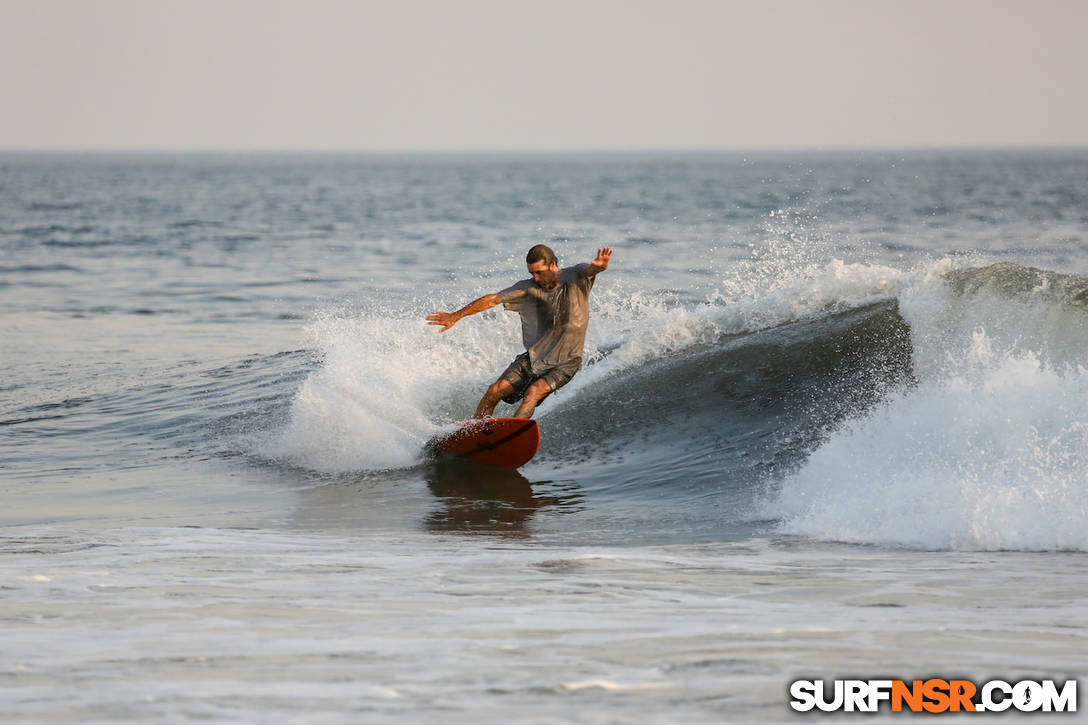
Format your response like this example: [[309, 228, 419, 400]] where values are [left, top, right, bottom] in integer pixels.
[[789, 679, 1077, 713]]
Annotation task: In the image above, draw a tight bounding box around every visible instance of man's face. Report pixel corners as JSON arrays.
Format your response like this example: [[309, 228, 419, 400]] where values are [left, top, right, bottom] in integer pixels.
[[528, 260, 560, 289]]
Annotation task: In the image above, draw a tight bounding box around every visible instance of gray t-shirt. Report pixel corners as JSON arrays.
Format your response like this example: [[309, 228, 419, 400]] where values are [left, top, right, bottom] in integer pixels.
[[498, 263, 596, 373]]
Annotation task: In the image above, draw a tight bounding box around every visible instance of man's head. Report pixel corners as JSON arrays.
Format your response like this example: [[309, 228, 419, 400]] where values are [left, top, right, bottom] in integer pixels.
[[526, 244, 560, 289]]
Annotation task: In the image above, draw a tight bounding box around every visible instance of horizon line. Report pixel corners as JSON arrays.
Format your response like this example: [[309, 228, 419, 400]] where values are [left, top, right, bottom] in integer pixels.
[[2, 143, 1087, 155]]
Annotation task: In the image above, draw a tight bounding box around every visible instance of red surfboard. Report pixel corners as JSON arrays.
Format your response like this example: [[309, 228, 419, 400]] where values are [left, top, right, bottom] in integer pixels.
[[427, 417, 540, 468]]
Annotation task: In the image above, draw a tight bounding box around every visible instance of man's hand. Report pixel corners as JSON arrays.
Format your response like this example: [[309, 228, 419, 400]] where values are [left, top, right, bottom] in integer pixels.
[[590, 247, 613, 272], [426, 311, 459, 333]]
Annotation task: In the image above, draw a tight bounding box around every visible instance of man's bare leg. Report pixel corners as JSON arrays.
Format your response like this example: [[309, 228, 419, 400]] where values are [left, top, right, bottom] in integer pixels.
[[513, 379, 552, 419], [475, 378, 515, 419]]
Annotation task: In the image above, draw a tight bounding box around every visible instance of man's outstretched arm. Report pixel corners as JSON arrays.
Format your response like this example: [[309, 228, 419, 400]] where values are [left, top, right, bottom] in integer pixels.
[[585, 247, 613, 277], [426, 293, 502, 333]]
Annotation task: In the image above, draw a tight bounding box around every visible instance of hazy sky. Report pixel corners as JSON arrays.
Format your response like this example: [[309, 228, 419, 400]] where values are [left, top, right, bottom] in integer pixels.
[[2, 0, 1086, 150]]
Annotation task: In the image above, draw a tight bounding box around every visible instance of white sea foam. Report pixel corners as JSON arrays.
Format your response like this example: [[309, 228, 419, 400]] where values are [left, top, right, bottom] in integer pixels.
[[264, 305, 522, 473], [769, 262, 1088, 551]]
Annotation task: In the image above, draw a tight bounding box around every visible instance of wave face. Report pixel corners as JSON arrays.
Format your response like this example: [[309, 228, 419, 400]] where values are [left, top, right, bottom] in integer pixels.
[[270, 258, 1087, 551], [767, 262, 1088, 551]]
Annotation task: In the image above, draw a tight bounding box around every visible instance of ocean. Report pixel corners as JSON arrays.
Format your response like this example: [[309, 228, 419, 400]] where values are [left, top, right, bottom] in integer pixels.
[[2, 150, 1086, 722]]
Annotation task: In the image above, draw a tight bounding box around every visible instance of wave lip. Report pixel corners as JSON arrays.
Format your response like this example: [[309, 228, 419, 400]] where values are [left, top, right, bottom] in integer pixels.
[[768, 262, 1088, 552]]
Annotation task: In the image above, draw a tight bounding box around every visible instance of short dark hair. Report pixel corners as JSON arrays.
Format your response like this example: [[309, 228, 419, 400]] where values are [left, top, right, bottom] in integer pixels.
[[526, 244, 558, 266]]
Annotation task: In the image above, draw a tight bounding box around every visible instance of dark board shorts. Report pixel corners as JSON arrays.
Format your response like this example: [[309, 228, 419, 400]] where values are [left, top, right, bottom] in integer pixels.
[[499, 353, 581, 405]]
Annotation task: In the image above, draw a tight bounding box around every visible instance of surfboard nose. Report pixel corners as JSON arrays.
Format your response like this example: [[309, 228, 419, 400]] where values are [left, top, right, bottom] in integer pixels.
[[427, 418, 541, 468]]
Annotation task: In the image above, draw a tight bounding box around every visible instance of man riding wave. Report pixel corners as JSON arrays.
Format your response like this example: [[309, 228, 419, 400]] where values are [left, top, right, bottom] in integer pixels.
[[427, 245, 613, 419]]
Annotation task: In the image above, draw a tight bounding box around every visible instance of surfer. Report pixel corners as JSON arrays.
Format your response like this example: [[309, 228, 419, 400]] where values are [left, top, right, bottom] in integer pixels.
[[427, 245, 613, 419]]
